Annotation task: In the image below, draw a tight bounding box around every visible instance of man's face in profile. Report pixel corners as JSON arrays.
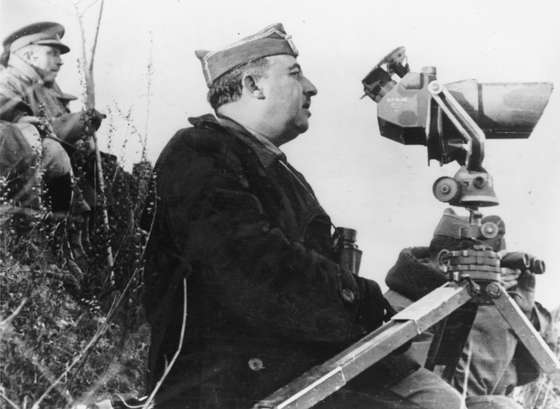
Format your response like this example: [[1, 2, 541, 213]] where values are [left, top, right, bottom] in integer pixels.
[[28, 45, 64, 83], [257, 54, 317, 145]]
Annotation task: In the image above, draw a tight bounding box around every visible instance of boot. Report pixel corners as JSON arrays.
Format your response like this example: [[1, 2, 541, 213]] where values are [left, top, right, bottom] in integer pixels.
[[43, 173, 72, 214]]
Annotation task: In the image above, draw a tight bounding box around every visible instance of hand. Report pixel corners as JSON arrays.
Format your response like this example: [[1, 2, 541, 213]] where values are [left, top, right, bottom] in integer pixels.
[[500, 267, 521, 290], [500, 251, 541, 313], [83, 109, 106, 134], [509, 270, 536, 314], [51, 109, 106, 143], [73, 136, 95, 153]]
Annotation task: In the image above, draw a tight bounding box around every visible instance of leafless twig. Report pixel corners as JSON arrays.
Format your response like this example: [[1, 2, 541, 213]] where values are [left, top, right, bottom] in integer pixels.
[[71, 357, 121, 408], [141, 278, 188, 409], [69, 204, 156, 380], [11, 337, 72, 407], [112, 102, 145, 160], [73, 2, 89, 89], [0, 298, 27, 334], [0, 388, 21, 409], [82, 0, 101, 17], [142, 31, 154, 162], [29, 295, 117, 409], [87, 0, 104, 103], [459, 343, 472, 409]]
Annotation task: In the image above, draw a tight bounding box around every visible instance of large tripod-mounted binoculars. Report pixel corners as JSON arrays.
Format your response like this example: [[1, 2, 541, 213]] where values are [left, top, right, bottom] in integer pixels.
[[254, 48, 558, 409], [362, 46, 552, 209]]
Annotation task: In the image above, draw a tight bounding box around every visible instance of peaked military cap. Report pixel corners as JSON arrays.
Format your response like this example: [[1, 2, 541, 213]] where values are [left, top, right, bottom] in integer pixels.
[[195, 23, 298, 87], [3, 22, 70, 54]]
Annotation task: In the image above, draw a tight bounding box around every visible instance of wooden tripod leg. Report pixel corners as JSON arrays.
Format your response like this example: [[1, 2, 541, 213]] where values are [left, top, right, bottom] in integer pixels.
[[489, 283, 560, 374], [253, 283, 472, 409]]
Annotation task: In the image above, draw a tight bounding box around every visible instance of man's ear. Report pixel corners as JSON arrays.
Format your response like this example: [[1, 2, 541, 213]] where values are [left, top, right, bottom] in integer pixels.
[[242, 74, 265, 99], [20, 48, 35, 64]]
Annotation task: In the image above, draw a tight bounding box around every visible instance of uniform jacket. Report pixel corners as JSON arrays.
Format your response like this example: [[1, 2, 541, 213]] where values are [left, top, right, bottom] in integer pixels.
[[0, 54, 73, 122], [143, 114, 391, 408], [386, 246, 547, 397], [0, 56, 73, 196], [0, 57, 95, 212]]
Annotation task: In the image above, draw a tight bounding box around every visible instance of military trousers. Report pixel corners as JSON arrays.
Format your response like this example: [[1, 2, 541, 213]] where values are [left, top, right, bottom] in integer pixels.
[[465, 395, 523, 409], [18, 123, 73, 179], [316, 367, 463, 409]]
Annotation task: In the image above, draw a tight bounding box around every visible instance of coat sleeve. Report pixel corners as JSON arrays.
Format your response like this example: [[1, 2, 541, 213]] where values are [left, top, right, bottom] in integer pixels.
[[155, 131, 389, 344], [0, 79, 31, 122]]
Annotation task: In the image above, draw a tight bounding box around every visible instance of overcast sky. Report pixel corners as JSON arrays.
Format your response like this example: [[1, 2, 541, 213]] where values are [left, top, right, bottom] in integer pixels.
[[2, 0, 560, 309]]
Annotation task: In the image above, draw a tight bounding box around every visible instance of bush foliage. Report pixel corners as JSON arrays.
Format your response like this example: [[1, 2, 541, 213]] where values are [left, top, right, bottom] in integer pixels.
[[0, 149, 153, 409]]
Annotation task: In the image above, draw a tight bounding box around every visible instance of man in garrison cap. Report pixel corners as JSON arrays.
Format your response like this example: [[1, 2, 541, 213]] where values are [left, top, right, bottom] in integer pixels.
[[385, 208, 551, 409], [0, 22, 104, 215], [143, 23, 468, 409]]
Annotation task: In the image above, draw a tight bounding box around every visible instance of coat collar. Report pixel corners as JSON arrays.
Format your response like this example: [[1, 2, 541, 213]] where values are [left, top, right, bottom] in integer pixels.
[[7, 54, 45, 86], [189, 113, 286, 168], [4, 54, 76, 104]]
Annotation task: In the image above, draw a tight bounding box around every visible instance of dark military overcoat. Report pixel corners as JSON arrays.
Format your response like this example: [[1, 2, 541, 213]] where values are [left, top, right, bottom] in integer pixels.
[[143, 114, 393, 408]]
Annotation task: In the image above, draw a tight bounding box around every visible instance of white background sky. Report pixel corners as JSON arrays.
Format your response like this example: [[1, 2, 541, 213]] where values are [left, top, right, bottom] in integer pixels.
[[2, 0, 560, 309]]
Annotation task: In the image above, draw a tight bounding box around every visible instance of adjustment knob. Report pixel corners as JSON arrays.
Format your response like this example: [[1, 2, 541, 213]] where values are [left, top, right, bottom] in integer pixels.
[[433, 177, 461, 203]]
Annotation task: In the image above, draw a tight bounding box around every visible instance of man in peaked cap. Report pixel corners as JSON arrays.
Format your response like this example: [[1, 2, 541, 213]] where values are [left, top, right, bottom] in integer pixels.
[[143, 23, 466, 409], [385, 208, 551, 409], [0, 22, 70, 67], [0, 21, 106, 268], [0, 21, 104, 214]]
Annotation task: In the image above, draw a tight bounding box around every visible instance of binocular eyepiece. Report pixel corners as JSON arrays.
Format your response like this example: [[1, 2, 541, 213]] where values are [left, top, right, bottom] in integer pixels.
[[501, 252, 546, 275]]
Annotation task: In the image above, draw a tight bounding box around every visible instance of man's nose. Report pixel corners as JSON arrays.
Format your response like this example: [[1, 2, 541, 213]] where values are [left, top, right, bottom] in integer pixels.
[[302, 76, 318, 96]]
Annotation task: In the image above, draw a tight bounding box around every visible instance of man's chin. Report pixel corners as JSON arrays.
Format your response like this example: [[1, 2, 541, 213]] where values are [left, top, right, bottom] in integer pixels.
[[295, 117, 310, 132], [297, 121, 310, 134]]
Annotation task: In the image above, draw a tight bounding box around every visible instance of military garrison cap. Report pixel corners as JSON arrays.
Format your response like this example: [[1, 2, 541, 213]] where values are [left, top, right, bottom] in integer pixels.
[[195, 23, 298, 87], [3, 22, 70, 55], [432, 208, 506, 251]]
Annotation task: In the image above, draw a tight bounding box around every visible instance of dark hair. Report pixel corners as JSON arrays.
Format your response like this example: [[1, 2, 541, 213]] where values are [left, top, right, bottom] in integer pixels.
[[207, 57, 269, 110]]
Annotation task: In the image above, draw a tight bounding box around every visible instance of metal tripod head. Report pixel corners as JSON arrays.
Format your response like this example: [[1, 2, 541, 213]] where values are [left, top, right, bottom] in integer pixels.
[[428, 78, 500, 213]]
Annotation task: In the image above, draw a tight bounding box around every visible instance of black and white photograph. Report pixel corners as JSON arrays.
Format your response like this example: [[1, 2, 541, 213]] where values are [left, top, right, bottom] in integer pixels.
[[1, 1, 559, 408]]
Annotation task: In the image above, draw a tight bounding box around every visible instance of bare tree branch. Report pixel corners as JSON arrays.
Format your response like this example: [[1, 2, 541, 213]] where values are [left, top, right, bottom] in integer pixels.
[[73, 1, 89, 89], [73, 0, 114, 272], [82, 0, 100, 16], [87, 0, 105, 103]]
